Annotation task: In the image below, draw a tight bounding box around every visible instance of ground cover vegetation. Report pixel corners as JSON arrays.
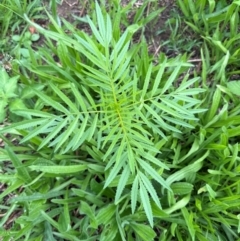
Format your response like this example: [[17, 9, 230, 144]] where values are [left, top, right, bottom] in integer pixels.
[[0, 0, 240, 240]]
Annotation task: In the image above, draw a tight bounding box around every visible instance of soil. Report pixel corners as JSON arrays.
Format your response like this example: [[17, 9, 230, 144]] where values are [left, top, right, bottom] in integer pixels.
[[54, 0, 85, 21], [144, 0, 178, 55]]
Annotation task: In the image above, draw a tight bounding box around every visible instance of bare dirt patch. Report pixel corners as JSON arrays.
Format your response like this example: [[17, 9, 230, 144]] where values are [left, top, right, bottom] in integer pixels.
[[55, 0, 86, 21]]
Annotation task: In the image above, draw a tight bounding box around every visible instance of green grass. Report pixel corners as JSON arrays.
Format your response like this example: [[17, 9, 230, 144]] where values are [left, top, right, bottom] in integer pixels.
[[1, 0, 240, 240]]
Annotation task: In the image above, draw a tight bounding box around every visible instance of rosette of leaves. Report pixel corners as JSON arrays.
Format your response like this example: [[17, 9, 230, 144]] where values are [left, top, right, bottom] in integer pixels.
[[12, 31, 40, 58], [1, 1, 206, 235]]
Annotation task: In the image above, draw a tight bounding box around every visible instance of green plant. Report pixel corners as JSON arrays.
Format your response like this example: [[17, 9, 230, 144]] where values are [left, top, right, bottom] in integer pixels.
[[0, 2, 207, 240], [12, 31, 40, 58], [0, 0, 44, 54], [0, 0, 44, 21], [1, 1, 240, 241], [160, 15, 201, 55], [177, 0, 240, 84]]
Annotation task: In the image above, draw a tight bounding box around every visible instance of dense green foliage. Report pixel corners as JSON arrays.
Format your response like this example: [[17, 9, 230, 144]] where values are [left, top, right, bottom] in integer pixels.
[[0, 0, 240, 240]]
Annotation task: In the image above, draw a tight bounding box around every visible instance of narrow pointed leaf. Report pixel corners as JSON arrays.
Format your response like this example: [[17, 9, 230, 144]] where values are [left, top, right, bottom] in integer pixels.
[[110, 30, 128, 60], [139, 172, 161, 208], [55, 115, 80, 152], [0, 118, 48, 133], [161, 65, 181, 94], [104, 160, 125, 188], [151, 100, 188, 120], [139, 152, 169, 170], [82, 86, 98, 110], [113, 41, 130, 72], [87, 114, 98, 141], [20, 118, 56, 143], [96, 1, 106, 43], [106, 15, 112, 44], [138, 158, 170, 191], [6, 146, 31, 182], [166, 151, 209, 185], [87, 16, 104, 46], [160, 98, 193, 116], [29, 164, 87, 173], [71, 83, 87, 112], [127, 143, 136, 174], [141, 63, 153, 99], [176, 77, 200, 92], [71, 114, 89, 150], [49, 82, 79, 113], [13, 109, 54, 118], [131, 176, 139, 213], [140, 181, 153, 227], [38, 118, 69, 150], [115, 166, 130, 204], [32, 88, 69, 114], [151, 58, 167, 97]]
